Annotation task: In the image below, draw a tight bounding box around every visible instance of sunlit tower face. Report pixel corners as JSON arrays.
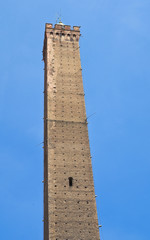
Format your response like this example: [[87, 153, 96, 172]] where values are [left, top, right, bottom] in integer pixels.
[[43, 22, 100, 240]]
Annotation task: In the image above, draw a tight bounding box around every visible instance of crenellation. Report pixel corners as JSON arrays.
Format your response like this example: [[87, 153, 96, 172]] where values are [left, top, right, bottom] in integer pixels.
[[46, 23, 53, 28], [73, 26, 80, 31], [54, 24, 63, 30], [64, 25, 71, 30]]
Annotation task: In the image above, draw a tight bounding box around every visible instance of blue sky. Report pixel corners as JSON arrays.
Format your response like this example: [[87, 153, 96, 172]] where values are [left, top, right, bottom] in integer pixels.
[[0, 0, 150, 239]]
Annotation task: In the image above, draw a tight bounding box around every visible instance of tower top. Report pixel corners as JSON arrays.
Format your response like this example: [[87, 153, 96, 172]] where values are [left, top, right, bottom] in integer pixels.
[[45, 23, 80, 32], [43, 23, 81, 50]]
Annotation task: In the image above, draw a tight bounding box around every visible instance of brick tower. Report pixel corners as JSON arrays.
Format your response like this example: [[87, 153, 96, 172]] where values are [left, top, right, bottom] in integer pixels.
[[43, 22, 100, 240]]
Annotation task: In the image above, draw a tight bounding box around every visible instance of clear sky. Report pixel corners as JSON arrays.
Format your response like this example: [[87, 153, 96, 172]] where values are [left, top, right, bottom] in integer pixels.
[[0, 0, 150, 239]]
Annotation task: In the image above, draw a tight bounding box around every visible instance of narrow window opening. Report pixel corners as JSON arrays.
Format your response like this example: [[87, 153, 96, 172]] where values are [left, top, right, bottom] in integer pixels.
[[68, 177, 73, 187]]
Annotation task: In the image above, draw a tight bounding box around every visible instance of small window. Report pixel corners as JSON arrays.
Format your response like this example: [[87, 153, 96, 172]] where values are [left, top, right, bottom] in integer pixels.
[[68, 177, 73, 187]]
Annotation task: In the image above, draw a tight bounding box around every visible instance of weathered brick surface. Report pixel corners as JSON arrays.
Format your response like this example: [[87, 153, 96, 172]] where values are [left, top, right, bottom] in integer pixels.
[[43, 23, 100, 240]]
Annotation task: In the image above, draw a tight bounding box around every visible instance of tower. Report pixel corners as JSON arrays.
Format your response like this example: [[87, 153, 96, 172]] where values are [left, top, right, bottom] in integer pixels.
[[43, 22, 100, 240]]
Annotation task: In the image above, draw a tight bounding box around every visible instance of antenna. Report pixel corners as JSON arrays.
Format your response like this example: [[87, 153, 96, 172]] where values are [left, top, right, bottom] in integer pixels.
[[59, 8, 62, 22], [56, 9, 63, 24], [56, 13, 59, 24]]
